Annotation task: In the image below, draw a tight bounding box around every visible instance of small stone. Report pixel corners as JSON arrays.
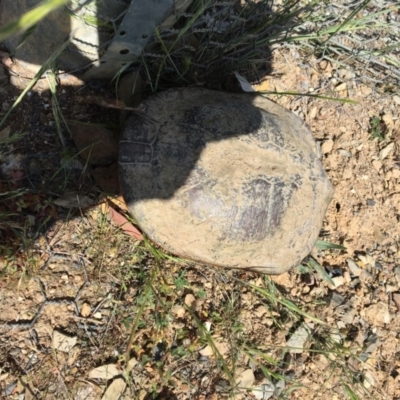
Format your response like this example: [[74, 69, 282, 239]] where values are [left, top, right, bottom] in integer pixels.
[[235, 369, 255, 388], [172, 304, 185, 318], [372, 160, 382, 172], [80, 303, 91, 317], [93, 312, 102, 320], [363, 303, 390, 327], [270, 272, 293, 288], [337, 149, 351, 157], [393, 95, 400, 106], [254, 305, 268, 318], [358, 254, 376, 268], [386, 285, 397, 293], [346, 259, 361, 276], [382, 113, 394, 131], [365, 340, 379, 354], [334, 82, 347, 92], [321, 139, 334, 155], [308, 106, 318, 120], [363, 370, 375, 389], [341, 309, 356, 325], [359, 270, 373, 283], [348, 356, 360, 372], [392, 169, 400, 179], [184, 294, 196, 309], [329, 276, 345, 289], [331, 292, 346, 307], [0, 373, 9, 382], [392, 293, 400, 312]]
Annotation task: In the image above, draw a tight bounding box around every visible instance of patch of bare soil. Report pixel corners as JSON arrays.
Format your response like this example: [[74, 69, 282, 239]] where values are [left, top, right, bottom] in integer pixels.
[[262, 48, 400, 399], [1, 46, 400, 400]]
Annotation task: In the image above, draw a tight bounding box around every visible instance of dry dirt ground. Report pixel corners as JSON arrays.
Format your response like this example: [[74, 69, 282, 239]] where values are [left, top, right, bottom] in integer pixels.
[[1, 45, 400, 400]]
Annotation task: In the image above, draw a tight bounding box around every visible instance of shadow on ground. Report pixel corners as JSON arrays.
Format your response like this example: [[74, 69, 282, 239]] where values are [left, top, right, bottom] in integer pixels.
[[0, 1, 279, 255]]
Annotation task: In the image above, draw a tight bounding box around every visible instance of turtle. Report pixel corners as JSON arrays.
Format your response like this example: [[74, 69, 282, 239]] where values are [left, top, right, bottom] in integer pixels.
[[119, 88, 334, 274]]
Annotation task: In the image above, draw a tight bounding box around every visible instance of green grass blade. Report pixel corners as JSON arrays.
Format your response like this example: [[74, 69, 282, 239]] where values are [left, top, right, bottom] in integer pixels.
[[343, 383, 360, 400], [256, 91, 357, 104], [233, 277, 325, 325], [0, 37, 71, 128], [307, 257, 334, 286], [185, 306, 234, 383], [315, 241, 346, 251], [47, 68, 67, 147], [322, 0, 372, 44]]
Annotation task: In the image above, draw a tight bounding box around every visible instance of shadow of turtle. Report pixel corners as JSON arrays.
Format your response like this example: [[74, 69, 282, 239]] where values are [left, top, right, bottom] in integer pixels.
[[0, 1, 288, 251]]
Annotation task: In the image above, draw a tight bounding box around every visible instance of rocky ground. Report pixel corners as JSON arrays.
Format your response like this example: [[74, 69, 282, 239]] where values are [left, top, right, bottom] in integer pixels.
[[1, 1, 400, 399]]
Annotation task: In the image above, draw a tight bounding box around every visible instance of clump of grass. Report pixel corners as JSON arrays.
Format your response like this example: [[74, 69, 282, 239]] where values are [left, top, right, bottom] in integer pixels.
[[140, 0, 399, 92], [141, 0, 308, 90], [368, 116, 387, 141]]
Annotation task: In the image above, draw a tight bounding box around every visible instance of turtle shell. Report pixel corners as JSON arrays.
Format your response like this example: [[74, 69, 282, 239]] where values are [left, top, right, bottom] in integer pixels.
[[119, 88, 333, 274]]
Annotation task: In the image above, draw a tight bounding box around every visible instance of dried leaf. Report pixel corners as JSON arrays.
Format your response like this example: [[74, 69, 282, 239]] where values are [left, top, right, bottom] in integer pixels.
[[108, 206, 143, 240]]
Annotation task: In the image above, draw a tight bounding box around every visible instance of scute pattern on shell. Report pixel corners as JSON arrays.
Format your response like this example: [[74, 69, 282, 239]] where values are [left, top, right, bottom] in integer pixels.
[[119, 88, 334, 274]]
